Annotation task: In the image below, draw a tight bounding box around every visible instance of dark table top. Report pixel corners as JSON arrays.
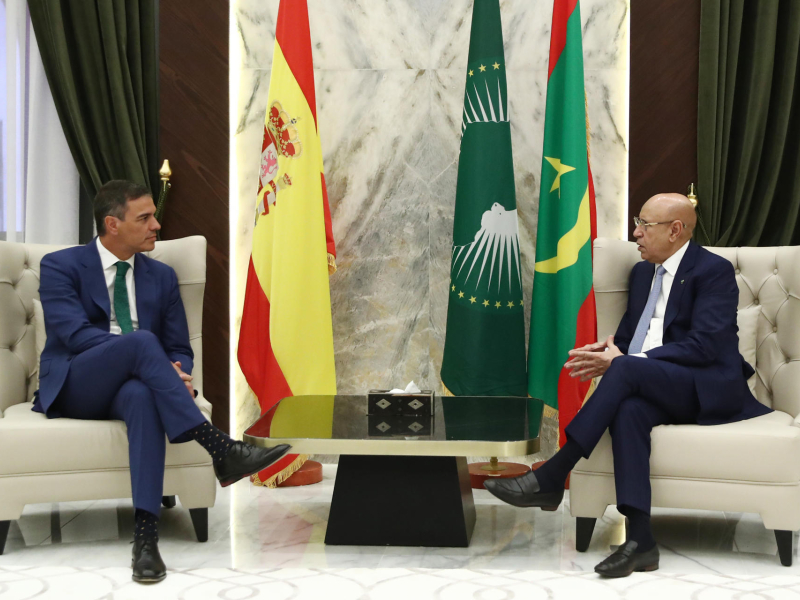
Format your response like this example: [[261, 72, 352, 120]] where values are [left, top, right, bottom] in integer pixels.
[[243, 395, 543, 457]]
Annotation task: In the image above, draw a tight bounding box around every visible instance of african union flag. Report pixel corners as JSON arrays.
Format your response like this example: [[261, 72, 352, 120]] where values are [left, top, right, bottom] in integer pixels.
[[440, 0, 527, 397]]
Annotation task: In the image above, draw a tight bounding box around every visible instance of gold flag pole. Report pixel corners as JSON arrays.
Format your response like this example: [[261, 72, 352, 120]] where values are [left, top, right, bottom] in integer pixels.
[[687, 182, 711, 244], [155, 160, 172, 240], [687, 182, 698, 207]]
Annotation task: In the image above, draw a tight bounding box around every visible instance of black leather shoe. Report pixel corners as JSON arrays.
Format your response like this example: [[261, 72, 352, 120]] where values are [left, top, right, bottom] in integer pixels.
[[131, 537, 166, 583], [483, 471, 564, 509], [213, 442, 291, 487], [594, 540, 659, 577]]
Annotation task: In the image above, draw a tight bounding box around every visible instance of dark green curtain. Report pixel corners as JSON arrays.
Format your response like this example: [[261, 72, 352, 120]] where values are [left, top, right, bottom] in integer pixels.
[[697, 0, 800, 246], [28, 0, 160, 205]]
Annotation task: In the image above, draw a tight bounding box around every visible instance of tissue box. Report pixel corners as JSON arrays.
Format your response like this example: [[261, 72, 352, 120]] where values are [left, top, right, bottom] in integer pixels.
[[367, 390, 434, 415], [368, 414, 433, 437]]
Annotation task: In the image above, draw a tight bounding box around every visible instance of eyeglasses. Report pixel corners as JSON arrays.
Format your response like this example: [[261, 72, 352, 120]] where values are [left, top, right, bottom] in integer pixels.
[[633, 216, 687, 230]]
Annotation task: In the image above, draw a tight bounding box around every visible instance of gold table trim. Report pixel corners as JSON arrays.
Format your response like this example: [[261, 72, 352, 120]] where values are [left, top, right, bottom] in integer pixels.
[[242, 435, 540, 457]]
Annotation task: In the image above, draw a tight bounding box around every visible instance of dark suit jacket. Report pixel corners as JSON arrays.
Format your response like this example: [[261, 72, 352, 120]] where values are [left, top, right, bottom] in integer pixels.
[[614, 241, 771, 425], [34, 238, 194, 415]]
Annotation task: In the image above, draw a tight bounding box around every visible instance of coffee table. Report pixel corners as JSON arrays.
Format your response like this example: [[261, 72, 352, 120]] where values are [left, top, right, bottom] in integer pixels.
[[244, 395, 542, 547]]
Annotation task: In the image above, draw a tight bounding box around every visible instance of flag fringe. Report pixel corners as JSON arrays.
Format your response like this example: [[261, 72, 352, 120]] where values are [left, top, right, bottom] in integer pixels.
[[327, 253, 337, 275], [250, 454, 309, 488], [546, 377, 597, 420], [581, 377, 598, 406], [442, 383, 454, 397]]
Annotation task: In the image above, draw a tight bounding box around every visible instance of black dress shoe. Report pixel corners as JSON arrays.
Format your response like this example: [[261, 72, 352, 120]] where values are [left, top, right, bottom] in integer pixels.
[[213, 442, 291, 487], [132, 537, 166, 583], [594, 540, 659, 577], [483, 471, 564, 509]]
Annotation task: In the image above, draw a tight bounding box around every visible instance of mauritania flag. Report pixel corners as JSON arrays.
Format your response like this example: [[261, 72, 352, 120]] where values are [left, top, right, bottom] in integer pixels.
[[528, 0, 598, 445], [238, 0, 337, 487], [441, 0, 526, 397]]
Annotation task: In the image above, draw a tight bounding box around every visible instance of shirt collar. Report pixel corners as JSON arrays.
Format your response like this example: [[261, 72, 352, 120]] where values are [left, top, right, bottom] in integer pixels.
[[660, 240, 690, 277], [96, 237, 135, 272]]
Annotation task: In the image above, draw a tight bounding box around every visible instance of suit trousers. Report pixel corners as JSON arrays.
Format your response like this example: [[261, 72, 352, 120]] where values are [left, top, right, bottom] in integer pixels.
[[565, 354, 701, 514], [54, 330, 207, 515]]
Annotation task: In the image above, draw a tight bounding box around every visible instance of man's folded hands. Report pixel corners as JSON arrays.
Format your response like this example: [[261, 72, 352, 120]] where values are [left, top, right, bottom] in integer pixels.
[[565, 335, 623, 382]]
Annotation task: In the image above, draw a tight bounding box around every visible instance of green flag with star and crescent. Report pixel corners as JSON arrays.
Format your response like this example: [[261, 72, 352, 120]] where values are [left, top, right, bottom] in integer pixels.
[[528, 0, 598, 446], [441, 0, 527, 397]]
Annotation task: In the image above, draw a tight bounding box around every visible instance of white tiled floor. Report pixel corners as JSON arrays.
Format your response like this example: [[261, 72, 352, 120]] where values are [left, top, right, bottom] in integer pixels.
[[2, 465, 800, 599]]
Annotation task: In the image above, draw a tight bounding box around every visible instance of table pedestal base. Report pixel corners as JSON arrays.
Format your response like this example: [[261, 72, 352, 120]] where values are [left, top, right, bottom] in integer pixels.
[[325, 455, 476, 547]]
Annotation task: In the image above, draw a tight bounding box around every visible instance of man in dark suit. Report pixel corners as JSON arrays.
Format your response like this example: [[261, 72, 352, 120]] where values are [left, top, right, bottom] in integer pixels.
[[35, 180, 291, 583], [485, 193, 770, 577]]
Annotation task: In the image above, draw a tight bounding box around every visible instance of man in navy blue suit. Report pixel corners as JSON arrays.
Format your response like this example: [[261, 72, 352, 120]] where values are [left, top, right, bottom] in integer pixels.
[[35, 180, 291, 583], [485, 193, 770, 577]]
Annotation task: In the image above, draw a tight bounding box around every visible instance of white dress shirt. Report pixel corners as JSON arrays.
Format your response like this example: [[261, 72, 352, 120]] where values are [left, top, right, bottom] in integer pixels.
[[96, 238, 139, 335], [633, 240, 690, 356]]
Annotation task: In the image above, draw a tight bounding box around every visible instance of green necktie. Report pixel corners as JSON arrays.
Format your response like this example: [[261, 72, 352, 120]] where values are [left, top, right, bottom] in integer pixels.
[[114, 261, 134, 334]]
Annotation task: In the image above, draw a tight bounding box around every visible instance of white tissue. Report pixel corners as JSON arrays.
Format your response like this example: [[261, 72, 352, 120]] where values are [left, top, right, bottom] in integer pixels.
[[387, 381, 422, 394]]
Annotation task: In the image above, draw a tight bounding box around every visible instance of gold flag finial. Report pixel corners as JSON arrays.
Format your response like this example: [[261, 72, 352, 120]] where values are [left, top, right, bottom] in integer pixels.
[[687, 183, 698, 207], [159, 159, 172, 181], [155, 160, 172, 239]]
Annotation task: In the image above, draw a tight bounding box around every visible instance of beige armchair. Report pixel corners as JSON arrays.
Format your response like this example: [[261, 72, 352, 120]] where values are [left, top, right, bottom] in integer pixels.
[[0, 236, 216, 554], [569, 238, 800, 565]]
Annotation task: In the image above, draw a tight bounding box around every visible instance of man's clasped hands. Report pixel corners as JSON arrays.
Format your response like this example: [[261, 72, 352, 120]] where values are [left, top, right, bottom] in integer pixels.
[[565, 335, 624, 382]]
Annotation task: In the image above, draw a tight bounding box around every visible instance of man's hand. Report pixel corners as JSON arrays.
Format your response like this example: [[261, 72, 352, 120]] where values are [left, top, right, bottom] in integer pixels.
[[571, 338, 610, 354], [172, 361, 194, 398], [565, 335, 623, 382]]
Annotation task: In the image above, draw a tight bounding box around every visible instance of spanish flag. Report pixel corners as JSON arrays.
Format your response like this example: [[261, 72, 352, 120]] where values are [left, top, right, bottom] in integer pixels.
[[238, 0, 337, 488]]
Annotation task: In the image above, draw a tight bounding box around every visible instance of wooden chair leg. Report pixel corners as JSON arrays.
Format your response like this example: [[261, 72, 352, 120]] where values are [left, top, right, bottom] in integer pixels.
[[0, 521, 11, 555], [576, 517, 596, 552], [162, 495, 177, 509], [775, 530, 794, 566], [189, 508, 208, 543]]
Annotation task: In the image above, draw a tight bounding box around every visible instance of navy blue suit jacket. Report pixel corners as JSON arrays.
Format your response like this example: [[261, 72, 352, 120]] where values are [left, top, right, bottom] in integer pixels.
[[34, 238, 194, 415], [613, 241, 771, 425]]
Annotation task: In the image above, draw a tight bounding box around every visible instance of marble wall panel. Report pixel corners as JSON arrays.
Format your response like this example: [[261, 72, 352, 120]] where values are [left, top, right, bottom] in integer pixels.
[[233, 67, 272, 436], [232, 0, 629, 461]]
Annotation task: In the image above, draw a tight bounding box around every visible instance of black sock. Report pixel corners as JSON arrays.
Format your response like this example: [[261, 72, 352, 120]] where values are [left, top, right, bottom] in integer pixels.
[[532, 438, 584, 492], [134, 508, 159, 541], [185, 421, 235, 462], [622, 506, 656, 552]]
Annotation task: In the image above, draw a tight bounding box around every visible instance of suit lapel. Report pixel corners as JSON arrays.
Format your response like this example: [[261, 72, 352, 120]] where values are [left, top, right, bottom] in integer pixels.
[[81, 238, 111, 321], [134, 254, 155, 332], [663, 241, 698, 331]]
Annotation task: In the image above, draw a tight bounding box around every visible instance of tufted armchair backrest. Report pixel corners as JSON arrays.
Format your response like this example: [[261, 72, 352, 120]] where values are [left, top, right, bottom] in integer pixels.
[[0, 237, 207, 416], [593, 238, 800, 417]]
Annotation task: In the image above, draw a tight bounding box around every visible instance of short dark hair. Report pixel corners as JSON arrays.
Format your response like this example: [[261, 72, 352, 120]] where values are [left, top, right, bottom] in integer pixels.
[[93, 180, 152, 235]]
